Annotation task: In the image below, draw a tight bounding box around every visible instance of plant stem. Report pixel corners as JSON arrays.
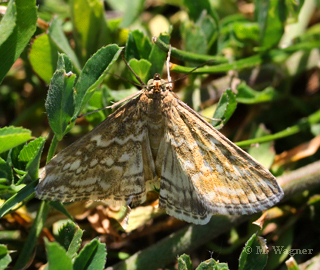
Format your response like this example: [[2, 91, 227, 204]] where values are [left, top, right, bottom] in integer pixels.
[[278, 160, 320, 201], [154, 37, 228, 64], [168, 40, 320, 74], [46, 134, 59, 163], [171, 49, 291, 74], [236, 109, 320, 147]]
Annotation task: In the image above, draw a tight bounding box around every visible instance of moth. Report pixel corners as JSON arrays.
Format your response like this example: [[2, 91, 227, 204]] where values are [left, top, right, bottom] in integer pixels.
[[36, 59, 283, 225]]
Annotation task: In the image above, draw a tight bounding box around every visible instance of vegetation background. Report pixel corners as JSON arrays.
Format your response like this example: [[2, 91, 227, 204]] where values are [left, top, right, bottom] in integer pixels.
[[1, 0, 320, 269]]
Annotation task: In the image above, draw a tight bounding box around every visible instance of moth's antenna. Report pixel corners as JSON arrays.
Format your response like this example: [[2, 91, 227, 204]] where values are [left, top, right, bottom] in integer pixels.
[[78, 52, 148, 119], [121, 53, 146, 86], [165, 55, 220, 123], [78, 90, 143, 118], [166, 45, 173, 90], [104, 71, 146, 88], [164, 60, 215, 86]]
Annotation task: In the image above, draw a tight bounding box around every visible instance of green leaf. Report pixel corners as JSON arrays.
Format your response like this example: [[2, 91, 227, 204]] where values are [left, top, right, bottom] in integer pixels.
[[8, 144, 25, 172], [29, 34, 60, 85], [0, 184, 25, 194], [128, 59, 152, 84], [238, 234, 268, 270], [29, 20, 80, 84], [248, 125, 275, 169], [125, 30, 152, 61], [48, 201, 74, 222], [255, 0, 286, 48], [132, 30, 152, 59], [125, 31, 140, 61], [57, 53, 73, 74], [196, 258, 229, 270], [177, 254, 193, 270], [266, 226, 294, 269], [120, 0, 146, 28], [0, 0, 16, 45], [0, 127, 32, 154], [182, 22, 207, 57], [56, 222, 76, 250], [212, 89, 237, 129], [18, 137, 46, 180], [198, 13, 218, 54], [108, 88, 140, 103], [0, 244, 12, 270], [0, 181, 37, 218], [56, 222, 83, 259], [0, 0, 37, 83], [0, 157, 13, 183], [148, 32, 171, 77], [106, 0, 126, 12], [44, 238, 73, 270], [13, 168, 27, 176], [182, 0, 213, 22], [85, 91, 106, 126], [14, 201, 50, 270], [46, 67, 76, 140], [71, 0, 107, 65], [67, 226, 83, 259], [233, 22, 259, 43], [48, 18, 81, 72], [73, 239, 107, 270], [236, 81, 281, 104], [73, 44, 123, 119]]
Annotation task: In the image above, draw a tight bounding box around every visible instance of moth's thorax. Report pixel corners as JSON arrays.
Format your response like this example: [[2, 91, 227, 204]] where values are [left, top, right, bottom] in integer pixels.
[[145, 73, 169, 100], [143, 73, 172, 117], [143, 73, 173, 160]]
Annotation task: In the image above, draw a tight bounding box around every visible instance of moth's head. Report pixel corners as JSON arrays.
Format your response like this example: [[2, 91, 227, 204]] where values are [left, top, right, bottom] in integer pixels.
[[145, 73, 170, 98]]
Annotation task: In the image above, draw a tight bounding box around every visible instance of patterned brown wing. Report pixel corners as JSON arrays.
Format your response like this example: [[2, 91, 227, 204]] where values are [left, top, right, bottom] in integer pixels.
[[157, 97, 283, 224], [36, 96, 158, 206], [156, 133, 211, 224]]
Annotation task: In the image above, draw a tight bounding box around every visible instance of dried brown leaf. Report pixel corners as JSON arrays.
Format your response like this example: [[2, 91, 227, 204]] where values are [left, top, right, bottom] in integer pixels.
[[273, 135, 320, 167]]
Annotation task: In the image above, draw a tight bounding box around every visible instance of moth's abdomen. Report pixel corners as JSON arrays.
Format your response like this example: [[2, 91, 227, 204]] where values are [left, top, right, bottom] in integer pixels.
[[143, 93, 168, 161], [147, 120, 165, 160]]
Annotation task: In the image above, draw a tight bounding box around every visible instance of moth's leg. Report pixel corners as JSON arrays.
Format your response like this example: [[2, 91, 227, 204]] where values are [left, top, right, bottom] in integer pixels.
[[166, 45, 173, 91], [121, 52, 146, 86]]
